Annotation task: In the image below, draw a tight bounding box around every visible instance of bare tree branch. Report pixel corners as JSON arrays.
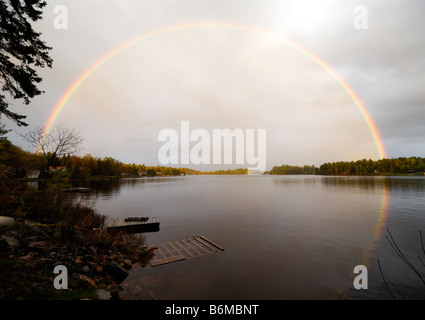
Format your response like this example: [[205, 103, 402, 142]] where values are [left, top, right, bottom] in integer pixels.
[[20, 124, 83, 160], [385, 228, 425, 286], [378, 259, 396, 300]]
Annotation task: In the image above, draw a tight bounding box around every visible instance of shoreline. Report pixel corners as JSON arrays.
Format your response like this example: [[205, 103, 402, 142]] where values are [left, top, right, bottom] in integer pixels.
[[0, 217, 156, 300], [23, 171, 425, 184]]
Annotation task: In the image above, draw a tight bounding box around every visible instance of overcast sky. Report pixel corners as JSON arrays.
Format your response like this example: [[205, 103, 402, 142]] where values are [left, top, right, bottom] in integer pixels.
[[4, 0, 425, 170]]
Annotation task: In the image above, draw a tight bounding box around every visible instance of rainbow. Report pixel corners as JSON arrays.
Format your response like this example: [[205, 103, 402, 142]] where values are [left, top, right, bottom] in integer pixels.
[[43, 23, 390, 295], [41, 21, 387, 159]]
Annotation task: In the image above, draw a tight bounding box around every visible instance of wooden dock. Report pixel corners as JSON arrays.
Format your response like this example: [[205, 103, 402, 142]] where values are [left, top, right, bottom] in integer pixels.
[[106, 217, 160, 233], [148, 236, 224, 267]]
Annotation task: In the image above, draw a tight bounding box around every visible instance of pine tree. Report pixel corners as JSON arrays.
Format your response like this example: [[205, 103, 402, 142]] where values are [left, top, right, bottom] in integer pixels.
[[0, 0, 52, 126]]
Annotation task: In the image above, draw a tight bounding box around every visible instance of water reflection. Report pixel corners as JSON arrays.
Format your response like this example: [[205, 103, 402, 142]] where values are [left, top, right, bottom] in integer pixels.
[[321, 175, 425, 192], [72, 177, 184, 197]]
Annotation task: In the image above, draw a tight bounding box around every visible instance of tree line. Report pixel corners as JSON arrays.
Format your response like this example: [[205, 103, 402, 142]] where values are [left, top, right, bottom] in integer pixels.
[[61, 155, 204, 179], [0, 124, 247, 180], [58, 156, 247, 179], [269, 157, 425, 176], [3, 123, 424, 180], [269, 165, 316, 175]]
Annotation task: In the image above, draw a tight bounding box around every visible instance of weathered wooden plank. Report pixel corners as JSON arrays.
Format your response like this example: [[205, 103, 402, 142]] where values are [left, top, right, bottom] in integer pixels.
[[199, 235, 224, 251], [191, 237, 214, 254], [150, 254, 186, 267], [185, 245, 202, 257], [193, 237, 218, 252]]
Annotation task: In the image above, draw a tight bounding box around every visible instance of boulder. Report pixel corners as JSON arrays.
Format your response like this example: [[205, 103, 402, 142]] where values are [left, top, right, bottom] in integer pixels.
[[0, 216, 15, 230], [103, 261, 129, 282], [96, 289, 111, 300]]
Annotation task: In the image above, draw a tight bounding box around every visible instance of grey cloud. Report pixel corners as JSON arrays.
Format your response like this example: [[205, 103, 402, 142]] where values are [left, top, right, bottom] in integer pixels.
[[6, 0, 425, 166]]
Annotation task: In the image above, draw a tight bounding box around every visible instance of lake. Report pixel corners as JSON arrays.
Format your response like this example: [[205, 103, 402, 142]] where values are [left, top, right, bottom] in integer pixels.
[[76, 175, 425, 300]]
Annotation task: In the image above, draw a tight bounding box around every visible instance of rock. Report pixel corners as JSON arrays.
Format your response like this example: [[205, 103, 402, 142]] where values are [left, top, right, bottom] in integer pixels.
[[79, 274, 97, 288], [28, 241, 47, 247], [19, 253, 34, 262], [0, 235, 19, 249], [96, 289, 111, 300], [87, 261, 98, 268], [0, 216, 15, 230], [123, 259, 132, 269], [103, 261, 129, 282], [106, 284, 121, 300], [75, 256, 83, 264], [28, 241, 47, 252]]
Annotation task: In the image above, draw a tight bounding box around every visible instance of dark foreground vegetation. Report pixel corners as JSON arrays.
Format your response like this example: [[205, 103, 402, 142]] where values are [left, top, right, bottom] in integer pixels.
[[0, 129, 157, 299], [0, 179, 157, 299]]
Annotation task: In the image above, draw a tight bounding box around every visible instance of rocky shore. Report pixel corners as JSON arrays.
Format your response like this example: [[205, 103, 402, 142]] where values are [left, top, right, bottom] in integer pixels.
[[0, 216, 155, 300]]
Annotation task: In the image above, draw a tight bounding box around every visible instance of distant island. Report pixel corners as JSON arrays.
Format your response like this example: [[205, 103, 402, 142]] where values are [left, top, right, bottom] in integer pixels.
[[267, 157, 425, 176]]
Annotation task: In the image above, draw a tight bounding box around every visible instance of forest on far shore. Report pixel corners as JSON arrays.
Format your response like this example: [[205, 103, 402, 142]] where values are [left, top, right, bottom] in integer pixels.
[[268, 157, 425, 176]]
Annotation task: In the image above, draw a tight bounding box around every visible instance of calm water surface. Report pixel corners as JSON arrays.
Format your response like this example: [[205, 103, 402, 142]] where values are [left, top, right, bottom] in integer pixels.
[[78, 175, 425, 300]]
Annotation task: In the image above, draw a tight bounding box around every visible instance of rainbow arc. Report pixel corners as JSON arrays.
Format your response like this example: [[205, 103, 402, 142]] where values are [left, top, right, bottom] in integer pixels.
[[40, 21, 386, 160]]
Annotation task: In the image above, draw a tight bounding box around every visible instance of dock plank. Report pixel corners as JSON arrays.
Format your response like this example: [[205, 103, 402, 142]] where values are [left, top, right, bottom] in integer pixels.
[[191, 238, 214, 254], [106, 217, 160, 233], [199, 235, 224, 251], [149, 253, 186, 267], [193, 237, 218, 252], [174, 241, 196, 258], [148, 236, 224, 267]]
